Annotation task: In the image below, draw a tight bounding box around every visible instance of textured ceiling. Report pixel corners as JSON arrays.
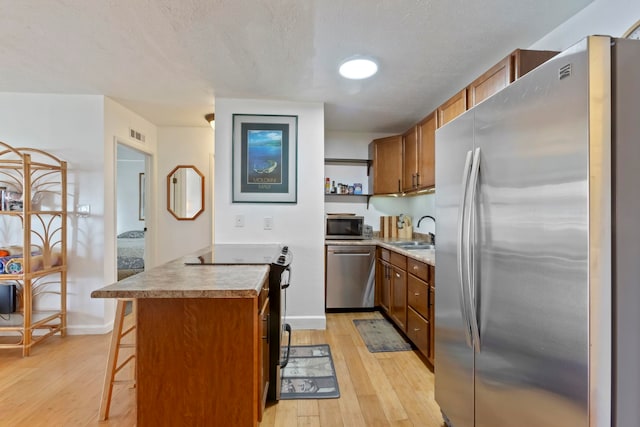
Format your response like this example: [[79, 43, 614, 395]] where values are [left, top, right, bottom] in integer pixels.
[[0, 0, 593, 133]]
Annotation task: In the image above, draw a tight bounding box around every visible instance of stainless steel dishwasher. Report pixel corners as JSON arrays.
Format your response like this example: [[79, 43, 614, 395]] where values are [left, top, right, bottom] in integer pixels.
[[326, 245, 376, 309]]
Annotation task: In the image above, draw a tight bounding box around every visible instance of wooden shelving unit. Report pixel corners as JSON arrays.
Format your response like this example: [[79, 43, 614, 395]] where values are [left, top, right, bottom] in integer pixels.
[[0, 141, 67, 356]]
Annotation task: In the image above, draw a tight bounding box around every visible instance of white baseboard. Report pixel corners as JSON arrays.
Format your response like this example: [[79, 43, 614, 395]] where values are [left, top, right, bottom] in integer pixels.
[[285, 314, 326, 330], [66, 322, 113, 335]]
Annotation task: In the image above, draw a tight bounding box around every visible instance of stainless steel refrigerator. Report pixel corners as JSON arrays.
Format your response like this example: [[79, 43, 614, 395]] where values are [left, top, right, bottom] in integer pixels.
[[434, 36, 640, 427]]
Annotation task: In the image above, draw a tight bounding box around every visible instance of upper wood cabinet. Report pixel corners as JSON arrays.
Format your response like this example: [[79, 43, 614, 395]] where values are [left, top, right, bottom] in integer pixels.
[[437, 88, 468, 128], [402, 111, 437, 191], [371, 135, 403, 195], [417, 112, 436, 188], [402, 126, 418, 192], [467, 49, 558, 108]]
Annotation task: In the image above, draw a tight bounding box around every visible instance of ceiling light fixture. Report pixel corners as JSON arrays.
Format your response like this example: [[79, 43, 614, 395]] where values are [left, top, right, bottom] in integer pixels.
[[338, 57, 378, 80], [205, 113, 215, 129]]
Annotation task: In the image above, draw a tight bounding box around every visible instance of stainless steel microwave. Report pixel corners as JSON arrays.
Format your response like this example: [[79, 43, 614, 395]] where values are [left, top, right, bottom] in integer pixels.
[[325, 215, 371, 240]]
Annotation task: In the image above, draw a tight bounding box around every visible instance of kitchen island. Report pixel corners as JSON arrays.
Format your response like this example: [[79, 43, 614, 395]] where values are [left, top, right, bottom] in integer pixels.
[[91, 248, 271, 427]]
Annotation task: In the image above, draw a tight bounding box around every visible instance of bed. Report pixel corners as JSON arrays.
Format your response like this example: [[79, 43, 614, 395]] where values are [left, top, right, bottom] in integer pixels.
[[117, 230, 145, 280]]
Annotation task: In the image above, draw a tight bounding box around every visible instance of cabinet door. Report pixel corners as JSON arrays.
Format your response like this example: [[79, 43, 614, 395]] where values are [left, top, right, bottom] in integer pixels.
[[373, 135, 403, 194], [437, 88, 467, 128], [390, 266, 407, 332], [377, 259, 391, 312], [467, 56, 512, 108], [417, 112, 436, 189], [402, 126, 418, 191]]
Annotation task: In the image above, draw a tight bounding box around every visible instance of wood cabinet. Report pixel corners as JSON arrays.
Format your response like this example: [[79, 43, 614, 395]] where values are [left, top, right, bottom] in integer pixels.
[[406, 258, 433, 362], [428, 267, 435, 365], [376, 248, 391, 312], [467, 55, 512, 107], [417, 112, 437, 189], [437, 88, 468, 128], [388, 252, 407, 332], [136, 278, 269, 426], [467, 49, 558, 108], [403, 111, 437, 191], [371, 135, 403, 194]]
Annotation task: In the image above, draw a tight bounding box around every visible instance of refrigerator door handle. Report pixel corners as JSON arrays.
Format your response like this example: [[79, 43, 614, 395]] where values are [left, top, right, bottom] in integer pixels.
[[466, 147, 481, 352], [457, 149, 474, 348]]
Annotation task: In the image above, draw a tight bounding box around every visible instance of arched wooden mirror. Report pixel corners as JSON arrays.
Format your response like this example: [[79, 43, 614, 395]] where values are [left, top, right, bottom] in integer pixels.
[[167, 165, 205, 220]]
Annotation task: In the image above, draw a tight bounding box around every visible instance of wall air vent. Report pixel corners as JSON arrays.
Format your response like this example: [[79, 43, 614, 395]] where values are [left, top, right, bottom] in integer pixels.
[[129, 128, 146, 143], [559, 63, 572, 80]]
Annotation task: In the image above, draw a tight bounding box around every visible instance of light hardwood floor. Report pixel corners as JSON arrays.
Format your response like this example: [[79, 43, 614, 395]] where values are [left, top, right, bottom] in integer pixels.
[[0, 311, 444, 426]]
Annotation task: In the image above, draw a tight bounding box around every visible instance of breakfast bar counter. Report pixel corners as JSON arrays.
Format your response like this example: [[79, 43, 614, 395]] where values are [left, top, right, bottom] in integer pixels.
[[91, 248, 272, 427]]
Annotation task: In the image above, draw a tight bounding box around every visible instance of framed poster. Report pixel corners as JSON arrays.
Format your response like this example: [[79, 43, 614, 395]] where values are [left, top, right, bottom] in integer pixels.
[[232, 114, 298, 203]]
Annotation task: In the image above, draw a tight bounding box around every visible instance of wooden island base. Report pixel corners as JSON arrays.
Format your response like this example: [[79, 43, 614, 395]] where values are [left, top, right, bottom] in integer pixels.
[[136, 297, 261, 427]]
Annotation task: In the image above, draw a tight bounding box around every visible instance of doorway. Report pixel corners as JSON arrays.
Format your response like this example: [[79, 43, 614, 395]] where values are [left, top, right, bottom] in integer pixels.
[[116, 143, 150, 280]]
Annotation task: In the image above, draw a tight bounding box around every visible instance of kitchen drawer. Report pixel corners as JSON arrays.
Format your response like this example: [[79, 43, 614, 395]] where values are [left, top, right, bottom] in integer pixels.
[[407, 306, 429, 357], [408, 275, 429, 318], [379, 247, 390, 262], [407, 258, 429, 282], [390, 251, 406, 269]]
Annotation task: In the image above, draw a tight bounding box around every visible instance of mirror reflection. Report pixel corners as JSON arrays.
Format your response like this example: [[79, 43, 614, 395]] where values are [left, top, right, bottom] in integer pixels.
[[167, 165, 204, 220]]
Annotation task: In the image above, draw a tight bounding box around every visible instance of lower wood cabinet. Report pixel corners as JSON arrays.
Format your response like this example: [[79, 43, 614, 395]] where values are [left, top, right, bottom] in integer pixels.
[[377, 248, 435, 365]]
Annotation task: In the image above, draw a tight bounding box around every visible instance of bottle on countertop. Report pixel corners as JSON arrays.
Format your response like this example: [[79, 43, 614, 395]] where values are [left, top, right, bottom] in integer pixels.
[[331, 180, 336, 193], [325, 178, 330, 194]]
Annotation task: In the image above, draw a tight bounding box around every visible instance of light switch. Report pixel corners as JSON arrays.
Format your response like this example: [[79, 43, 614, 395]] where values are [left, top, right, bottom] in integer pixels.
[[235, 215, 245, 227], [264, 217, 273, 230]]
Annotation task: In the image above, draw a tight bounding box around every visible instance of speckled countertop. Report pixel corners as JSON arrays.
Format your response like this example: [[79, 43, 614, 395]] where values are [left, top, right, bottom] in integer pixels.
[[325, 237, 435, 266], [91, 247, 269, 299]]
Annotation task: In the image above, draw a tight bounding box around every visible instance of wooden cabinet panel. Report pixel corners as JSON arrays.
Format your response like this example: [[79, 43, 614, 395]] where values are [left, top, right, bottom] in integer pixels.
[[467, 56, 512, 108], [408, 275, 429, 319], [258, 296, 270, 421], [390, 266, 407, 332], [390, 251, 407, 270], [407, 306, 429, 357], [402, 126, 419, 192], [512, 49, 558, 79], [437, 88, 467, 128], [377, 258, 391, 312], [407, 258, 429, 282], [417, 112, 436, 189], [428, 265, 435, 365], [372, 135, 403, 194]]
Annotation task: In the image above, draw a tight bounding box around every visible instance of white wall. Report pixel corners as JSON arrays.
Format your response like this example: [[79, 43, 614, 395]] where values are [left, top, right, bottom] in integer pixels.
[[214, 98, 326, 329], [0, 94, 110, 332], [156, 127, 214, 265], [530, 0, 640, 50]]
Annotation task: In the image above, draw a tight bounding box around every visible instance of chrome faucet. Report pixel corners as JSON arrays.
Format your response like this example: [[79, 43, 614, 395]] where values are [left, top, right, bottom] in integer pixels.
[[417, 215, 436, 244]]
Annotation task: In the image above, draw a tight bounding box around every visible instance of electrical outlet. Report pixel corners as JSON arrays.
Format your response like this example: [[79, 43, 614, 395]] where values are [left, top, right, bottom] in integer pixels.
[[263, 217, 273, 230], [235, 215, 245, 227]]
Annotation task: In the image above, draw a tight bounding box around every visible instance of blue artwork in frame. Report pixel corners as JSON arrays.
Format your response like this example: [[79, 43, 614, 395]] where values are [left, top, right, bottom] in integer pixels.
[[232, 114, 298, 203]]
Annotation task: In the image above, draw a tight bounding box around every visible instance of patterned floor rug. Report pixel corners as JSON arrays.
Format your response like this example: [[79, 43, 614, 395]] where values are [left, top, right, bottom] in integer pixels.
[[353, 318, 413, 353], [280, 344, 340, 399]]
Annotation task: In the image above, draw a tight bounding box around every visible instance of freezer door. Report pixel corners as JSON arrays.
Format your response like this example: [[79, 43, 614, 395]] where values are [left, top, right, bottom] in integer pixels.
[[435, 110, 475, 427], [472, 41, 590, 427]]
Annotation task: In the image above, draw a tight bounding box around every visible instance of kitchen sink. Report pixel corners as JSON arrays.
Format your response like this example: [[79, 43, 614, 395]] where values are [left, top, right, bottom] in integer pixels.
[[388, 241, 435, 250]]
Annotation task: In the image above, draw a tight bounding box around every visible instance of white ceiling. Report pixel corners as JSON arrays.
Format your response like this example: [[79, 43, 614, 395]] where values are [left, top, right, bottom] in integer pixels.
[[0, 0, 593, 133]]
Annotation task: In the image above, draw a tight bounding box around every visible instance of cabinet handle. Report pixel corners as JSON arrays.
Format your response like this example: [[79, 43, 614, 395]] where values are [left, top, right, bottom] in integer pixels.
[[416, 173, 420, 186], [398, 179, 401, 192], [412, 174, 416, 187], [413, 265, 418, 271], [414, 328, 421, 332], [395, 273, 400, 278], [414, 292, 420, 296]]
